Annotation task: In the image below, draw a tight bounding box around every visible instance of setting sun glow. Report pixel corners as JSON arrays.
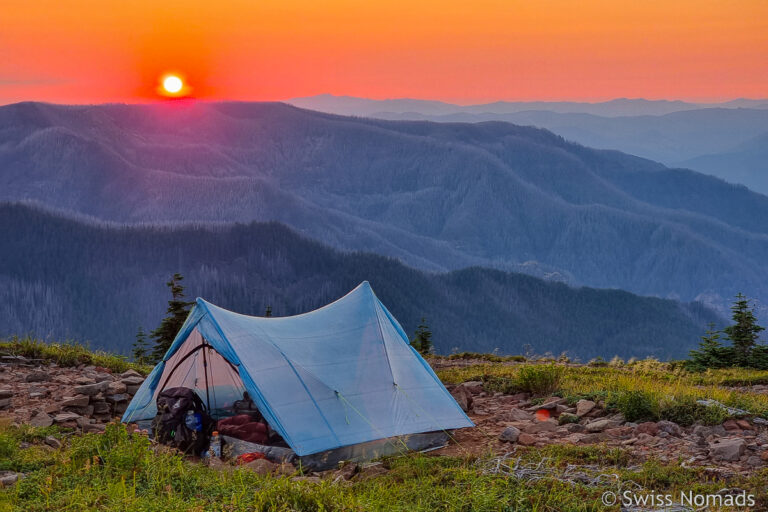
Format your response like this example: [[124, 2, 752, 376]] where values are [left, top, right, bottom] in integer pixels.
[[163, 76, 183, 94], [157, 73, 189, 98]]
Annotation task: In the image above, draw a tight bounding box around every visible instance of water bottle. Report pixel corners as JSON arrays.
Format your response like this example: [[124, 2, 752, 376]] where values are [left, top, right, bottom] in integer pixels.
[[185, 410, 202, 432], [209, 431, 221, 458]]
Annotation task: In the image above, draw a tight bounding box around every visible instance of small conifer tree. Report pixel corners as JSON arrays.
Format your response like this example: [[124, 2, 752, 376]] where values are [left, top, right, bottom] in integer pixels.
[[687, 323, 731, 370], [150, 273, 194, 363], [411, 317, 433, 355], [723, 293, 765, 366], [132, 326, 150, 365]]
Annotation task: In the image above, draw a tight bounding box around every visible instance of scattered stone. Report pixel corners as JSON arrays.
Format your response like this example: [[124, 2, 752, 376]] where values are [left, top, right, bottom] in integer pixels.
[[74, 381, 109, 396], [92, 401, 111, 415], [29, 413, 53, 428], [25, 371, 50, 382], [82, 423, 106, 433], [0, 471, 22, 487], [524, 420, 558, 434], [450, 385, 473, 413], [723, 419, 741, 432], [337, 462, 358, 480], [0, 389, 12, 400], [106, 393, 129, 404], [502, 408, 534, 422], [517, 433, 537, 446], [461, 381, 484, 395], [53, 412, 81, 424], [44, 436, 61, 449], [585, 419, 618, 433], [575, 399, 596, 417], [635, 422, 659, 436], [61, 395, 90, 408], [736, 419, 752, 430], [121, 369, 143, 379], [499, 426, 520, 443], [656, 420, 681, 437], [245, 458, 277, 475], [121, 376, 145, 386], [0, 398, 10, 410], [107, 381, 127, 394], [709, 438, 746, 461]]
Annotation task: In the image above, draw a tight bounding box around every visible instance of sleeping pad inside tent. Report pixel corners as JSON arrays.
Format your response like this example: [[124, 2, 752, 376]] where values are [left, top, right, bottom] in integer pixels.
[[122, 281, 473, 469]]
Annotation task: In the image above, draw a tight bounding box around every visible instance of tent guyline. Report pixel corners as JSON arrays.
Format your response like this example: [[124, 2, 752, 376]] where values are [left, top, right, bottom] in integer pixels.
[[123, 281, 473, 457]]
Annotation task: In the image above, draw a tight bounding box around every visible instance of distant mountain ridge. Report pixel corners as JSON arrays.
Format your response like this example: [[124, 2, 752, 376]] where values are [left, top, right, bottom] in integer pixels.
[[288, 94, 768, 117], [288, 95, 768, 194], [3, 101, 768, 316], [0, 203, 720, 359]]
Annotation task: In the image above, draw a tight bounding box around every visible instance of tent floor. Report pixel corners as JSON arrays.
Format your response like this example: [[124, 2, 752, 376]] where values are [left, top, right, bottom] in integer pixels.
[[223, 431, 451, 471]]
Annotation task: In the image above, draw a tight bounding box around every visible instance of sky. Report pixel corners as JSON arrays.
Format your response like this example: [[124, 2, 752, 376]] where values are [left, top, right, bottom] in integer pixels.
[[1, 0, 767, 105]]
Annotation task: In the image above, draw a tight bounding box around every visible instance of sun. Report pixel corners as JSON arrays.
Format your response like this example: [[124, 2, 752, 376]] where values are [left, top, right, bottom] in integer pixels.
[[163, 75, 183, 94], [157, 73, 190, 98]]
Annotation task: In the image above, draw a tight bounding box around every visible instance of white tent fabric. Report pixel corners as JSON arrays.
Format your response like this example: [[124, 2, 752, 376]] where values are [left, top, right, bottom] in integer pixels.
[[123, 281, 473, 455]]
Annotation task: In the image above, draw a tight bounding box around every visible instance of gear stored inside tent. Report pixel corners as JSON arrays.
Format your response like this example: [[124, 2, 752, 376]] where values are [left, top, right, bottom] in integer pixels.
[[122, 281, 473, 458]]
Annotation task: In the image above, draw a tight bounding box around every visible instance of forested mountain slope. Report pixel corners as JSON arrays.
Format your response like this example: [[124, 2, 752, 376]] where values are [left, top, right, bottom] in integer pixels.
[[0, 204, 719, 359], [3, 102, 768, 312]]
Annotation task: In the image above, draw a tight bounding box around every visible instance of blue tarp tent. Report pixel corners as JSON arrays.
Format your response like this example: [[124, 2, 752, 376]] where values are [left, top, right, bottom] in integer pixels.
[[122, 282, 473, 456]]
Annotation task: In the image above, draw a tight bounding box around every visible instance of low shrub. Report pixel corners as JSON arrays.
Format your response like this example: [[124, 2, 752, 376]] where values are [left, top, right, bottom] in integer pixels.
[[515, 364, 563, 397], [608, 390, 658, 422], [0, 337, 152, 375], [658, 396, 730, 426]]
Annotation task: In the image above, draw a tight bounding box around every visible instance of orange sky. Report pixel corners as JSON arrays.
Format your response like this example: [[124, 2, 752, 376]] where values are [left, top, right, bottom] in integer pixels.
[[1, 0, 767, 104]]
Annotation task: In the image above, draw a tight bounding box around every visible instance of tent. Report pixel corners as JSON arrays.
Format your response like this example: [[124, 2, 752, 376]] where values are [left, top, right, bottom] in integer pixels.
[[122, 282, 473, 457]]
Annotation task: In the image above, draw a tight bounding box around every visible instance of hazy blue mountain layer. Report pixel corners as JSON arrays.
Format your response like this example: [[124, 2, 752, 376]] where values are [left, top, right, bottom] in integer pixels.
[[290, 96, 768, 194], [0, 203, 720, 359], [3, 101, 768, 315]]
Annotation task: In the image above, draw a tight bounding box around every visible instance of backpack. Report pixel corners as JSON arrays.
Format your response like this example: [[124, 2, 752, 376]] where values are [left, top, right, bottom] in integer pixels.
[[151, 387, 215, 455]]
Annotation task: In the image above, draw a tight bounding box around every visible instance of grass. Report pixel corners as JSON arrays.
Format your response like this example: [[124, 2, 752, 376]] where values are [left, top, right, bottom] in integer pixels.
[[2, 341, 768, 510], [1, 423, 767, 511], [0, 337, 152, 376], [437, 360, 768, 421]]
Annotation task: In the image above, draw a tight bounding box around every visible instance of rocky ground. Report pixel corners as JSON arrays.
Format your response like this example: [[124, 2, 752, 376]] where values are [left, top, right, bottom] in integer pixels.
[[0, 353, 145, 431], [443, 379, 768, 475], [2, 354, 767, 480]]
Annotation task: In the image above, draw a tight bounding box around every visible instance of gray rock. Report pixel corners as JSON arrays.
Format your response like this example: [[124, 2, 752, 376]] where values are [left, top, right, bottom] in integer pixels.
[[586, 419, 619, 433], [25, 371, 50, 382], [0, 471, 22, 487], [503, 408, 534, 422], [107, 381, 127, 394], [450, 385, 473, 413], [44, 436, 61, 449], [105, 393, 129, 404], [0, 389, 12, 400], [74, 381, 108, 396], [566, 423, 586, 433], [692, 425, 712, 438], [92, 401, 111, 415], [120, 369, 143, 379], [499, 426, 521, 443], [53, 412, 81, 423], [657, 420, 682, 437], [29, 413, 53, 427], [61, 395, 90, 408], [0, 398, 10, 410], [576, 399, 596, 417], [524, 420, 558, 434], [709, 438, 746, 461], [461, 381, 484, 395], [121, 376, 145, 386]]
